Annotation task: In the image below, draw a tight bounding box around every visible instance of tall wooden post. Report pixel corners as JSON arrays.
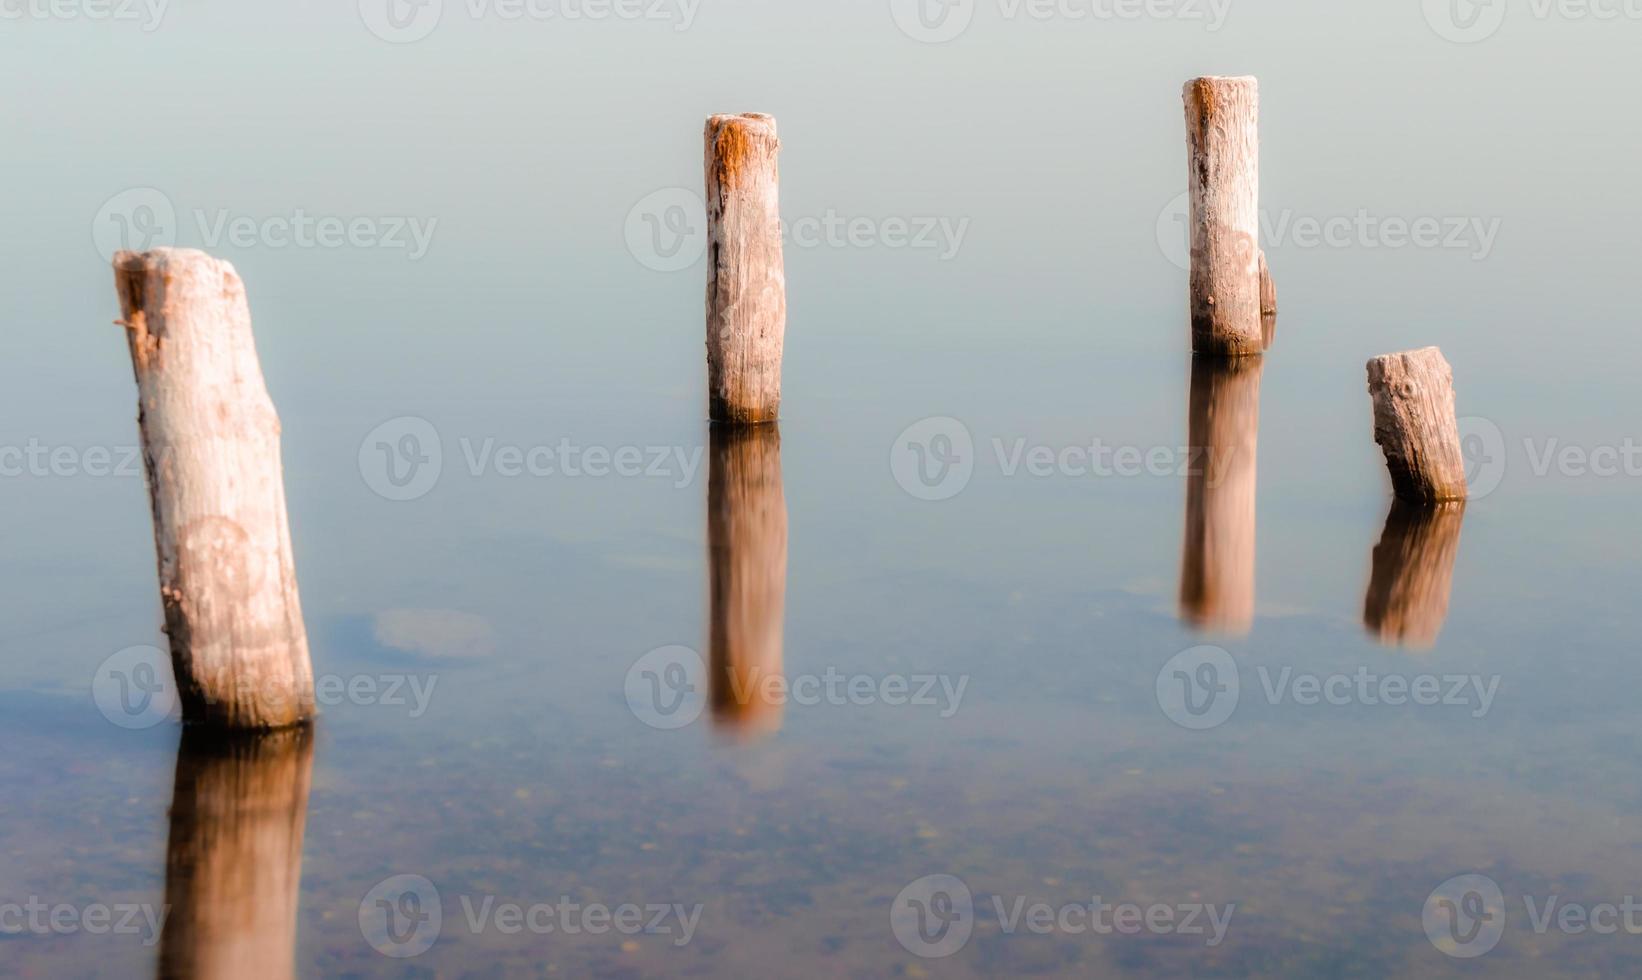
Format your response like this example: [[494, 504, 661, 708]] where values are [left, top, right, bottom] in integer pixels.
[[1367, 346, 1469, 503], [705, 113, 786, 423], [708, 423, 788, 737], [113, 248, 315, 730], [1180, 355, 1262, 635], [1364, 501, 1466, 650], [158, 726, 314, 979], [1184, 76, 1263, 356]]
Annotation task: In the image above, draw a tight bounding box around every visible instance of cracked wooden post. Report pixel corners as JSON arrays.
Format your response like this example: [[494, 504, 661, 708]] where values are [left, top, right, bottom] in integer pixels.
[[1184, 76, 1263, 356], [708, 423, 787, 738], [1367, 346, 1469, 503], [113, 248, 315, 730], [705, 113, 785, 423]]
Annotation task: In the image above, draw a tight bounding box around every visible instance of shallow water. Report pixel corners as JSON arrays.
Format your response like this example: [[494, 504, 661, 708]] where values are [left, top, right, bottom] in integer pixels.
[[5, 4, 1642, 978]]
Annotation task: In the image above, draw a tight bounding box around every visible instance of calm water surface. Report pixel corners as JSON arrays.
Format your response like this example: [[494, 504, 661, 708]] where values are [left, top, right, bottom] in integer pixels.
[[4, 5, 1642, 978]]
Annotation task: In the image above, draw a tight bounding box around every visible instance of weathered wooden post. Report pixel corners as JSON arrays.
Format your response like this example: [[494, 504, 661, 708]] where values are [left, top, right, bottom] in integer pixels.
[[1180, 355, 1262, 636], [1184, 76, 1263, 356], [159, 726, 314, 979], [705, 113, 786, 423], [113, 248, 315, 729], [1364, 500, 1466, 650], [1366, 346, 1469, 503], [708, 423, 787, 737]]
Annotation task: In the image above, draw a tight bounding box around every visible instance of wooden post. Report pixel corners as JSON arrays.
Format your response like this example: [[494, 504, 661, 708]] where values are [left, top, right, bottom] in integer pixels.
[[1184, 76, 1262, 356], [1366, 346, 1469, 503], [158, 725, 314, 980], [113, 248, 315, 730], [1180, 355, 1262, 636], [705, 113, 785, 423], [1364, 501, 1465, 650], [708, 423, 787, 737]]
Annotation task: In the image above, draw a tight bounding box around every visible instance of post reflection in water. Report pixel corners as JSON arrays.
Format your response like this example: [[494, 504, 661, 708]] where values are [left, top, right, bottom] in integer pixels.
[[157, 725, 315, 980], [1180, 355, 1263, 636], [1364, 500, 1466, 650], [708, 422, 788, 738]]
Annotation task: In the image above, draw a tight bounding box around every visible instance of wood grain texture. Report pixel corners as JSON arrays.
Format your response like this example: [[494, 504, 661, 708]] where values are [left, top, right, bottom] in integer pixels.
[[1259, 250, 1276, 317], [1367, 346, 1468, 503], [1180, 355, 1262, 636], [708, 423, 787, 737], [158, 725, 314, 980], [113, 248, 315, 729], [705, 113, 786, 423], [1364, 500, 1465, 651], [1185, 76, 1262, 356]]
